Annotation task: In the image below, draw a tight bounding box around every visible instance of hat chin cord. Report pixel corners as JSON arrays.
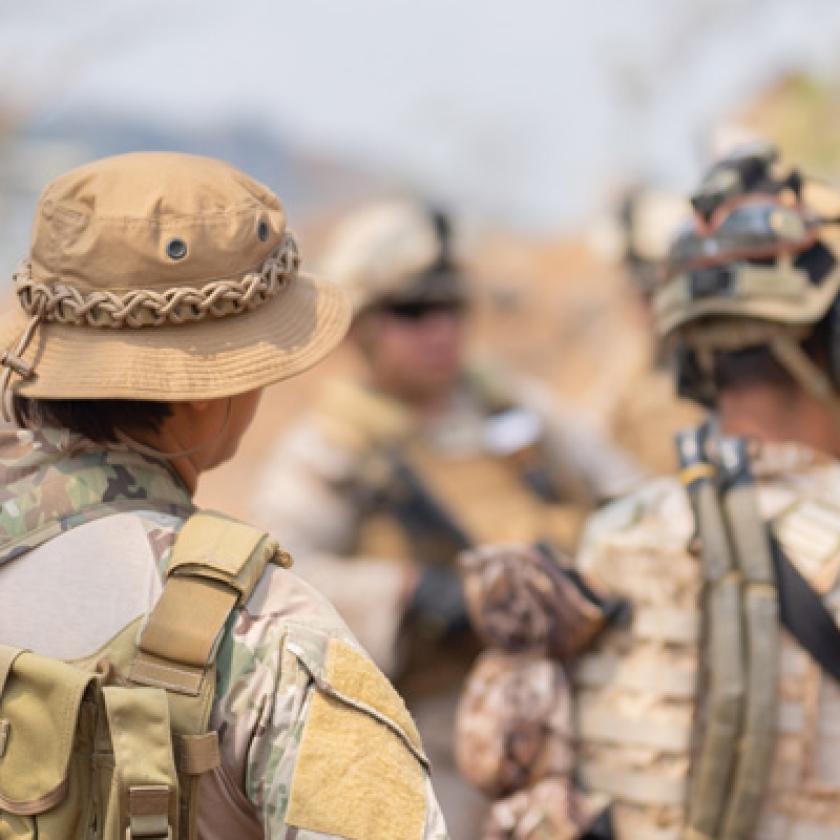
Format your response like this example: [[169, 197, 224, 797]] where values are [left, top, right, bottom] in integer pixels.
[[0, 308, 43, 423], [115, 397, 233, 461], [0, 306, 234, 459]]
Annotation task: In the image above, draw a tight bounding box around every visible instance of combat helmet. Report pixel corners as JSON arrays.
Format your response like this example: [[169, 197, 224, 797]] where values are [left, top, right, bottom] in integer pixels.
[[319, 199, 466, 316], [654, 142, 840, 407]]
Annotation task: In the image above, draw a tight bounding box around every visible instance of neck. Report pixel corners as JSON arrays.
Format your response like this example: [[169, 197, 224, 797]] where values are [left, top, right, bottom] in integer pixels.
[[718, 383, 840, 458], [166, 454, 199, 496], [124, 424, 202, 495]]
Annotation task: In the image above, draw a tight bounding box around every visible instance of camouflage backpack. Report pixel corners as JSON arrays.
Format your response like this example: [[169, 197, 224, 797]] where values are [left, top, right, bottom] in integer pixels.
[[0, 511, 287, 840]]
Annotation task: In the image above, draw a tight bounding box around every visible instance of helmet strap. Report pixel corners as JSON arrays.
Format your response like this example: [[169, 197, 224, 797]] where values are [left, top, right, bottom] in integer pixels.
[[769, 334, 840, 413]]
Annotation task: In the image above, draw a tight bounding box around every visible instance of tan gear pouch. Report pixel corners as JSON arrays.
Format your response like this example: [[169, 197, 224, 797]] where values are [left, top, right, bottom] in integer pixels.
[[0, 650, 97, 839]]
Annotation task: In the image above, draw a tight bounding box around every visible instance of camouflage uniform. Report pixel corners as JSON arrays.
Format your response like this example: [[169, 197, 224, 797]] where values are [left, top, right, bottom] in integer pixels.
[[0, 155, 447, 839], [572, 147, 840, 837], [0, 426, 448, 839], [574, 442, 840, 838]]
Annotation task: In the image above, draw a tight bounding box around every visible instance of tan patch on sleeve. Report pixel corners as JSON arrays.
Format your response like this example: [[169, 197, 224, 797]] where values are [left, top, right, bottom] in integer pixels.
[[286, 640, 426, 840], [324, 639, 425, 758]]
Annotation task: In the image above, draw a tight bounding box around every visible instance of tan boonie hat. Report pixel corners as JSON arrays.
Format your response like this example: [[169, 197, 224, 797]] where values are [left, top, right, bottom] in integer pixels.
[[0, 152, 351, 406], [319, 199, 467, 315]]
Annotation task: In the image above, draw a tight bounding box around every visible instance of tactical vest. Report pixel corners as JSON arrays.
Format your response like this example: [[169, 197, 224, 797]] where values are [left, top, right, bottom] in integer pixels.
[[334, 374, 591, 567], [0, 511, 288, 840], [573, 437, 840, 839]]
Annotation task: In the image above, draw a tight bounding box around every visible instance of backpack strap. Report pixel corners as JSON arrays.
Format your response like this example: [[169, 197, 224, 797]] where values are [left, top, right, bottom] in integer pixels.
[[714, 437, 779, 838], [676, 426, 746, 839], [770, 538, 840, 681], [125, 512, 291, 839], [677, 428, 780, 840], [128, 511, 290, 696]]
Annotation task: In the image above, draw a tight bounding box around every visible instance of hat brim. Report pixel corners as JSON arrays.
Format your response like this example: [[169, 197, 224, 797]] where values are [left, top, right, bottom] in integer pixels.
[[0, 272, 350, 401]]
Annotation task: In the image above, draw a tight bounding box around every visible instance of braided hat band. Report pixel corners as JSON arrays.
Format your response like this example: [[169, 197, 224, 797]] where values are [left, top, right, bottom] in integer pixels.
[[0, 232, 301, 420], [12, 231, 300, 330], [0, 153, 353, 414]]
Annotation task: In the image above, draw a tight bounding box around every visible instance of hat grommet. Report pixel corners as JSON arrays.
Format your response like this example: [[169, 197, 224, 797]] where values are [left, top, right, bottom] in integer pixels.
[[257, 219, 270, 242], [166, 237, 188, 260]]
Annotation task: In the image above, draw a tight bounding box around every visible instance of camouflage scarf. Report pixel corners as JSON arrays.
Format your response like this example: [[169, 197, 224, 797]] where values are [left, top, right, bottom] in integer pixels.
[[0, 426, 194, 564]]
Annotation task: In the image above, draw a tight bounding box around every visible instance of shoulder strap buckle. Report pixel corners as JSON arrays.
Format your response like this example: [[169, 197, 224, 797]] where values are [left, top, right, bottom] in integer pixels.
[[126, 784, 173, 839]]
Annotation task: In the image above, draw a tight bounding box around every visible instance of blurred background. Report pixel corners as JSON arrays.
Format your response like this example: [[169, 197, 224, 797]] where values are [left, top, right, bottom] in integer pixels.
[[3, 0, 840, 511]]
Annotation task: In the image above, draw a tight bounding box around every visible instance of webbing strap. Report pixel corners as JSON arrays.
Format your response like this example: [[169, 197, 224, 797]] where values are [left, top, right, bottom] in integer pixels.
[[771, 538, 840, 682], [677, 427, 745, 839], [577, 705, 691, 752], [579, 762, 687, 807], [103, 686, 178, 839], [139, 578, 238, 668], [716, 438, 779, 839], [166, 512, 289, 594], [176, 732, 221, 776], [128, 653, 205, 697], [576, 653, 696, 699], [131, 512, 284, 694]]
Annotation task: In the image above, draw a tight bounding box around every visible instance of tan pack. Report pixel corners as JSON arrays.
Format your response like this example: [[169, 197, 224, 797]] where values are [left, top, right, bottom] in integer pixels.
[[0, 511, 288, 840]]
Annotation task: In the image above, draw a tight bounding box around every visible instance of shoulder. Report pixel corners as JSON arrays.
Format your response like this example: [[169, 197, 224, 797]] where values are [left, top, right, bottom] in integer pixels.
[[218, 564, 442, 838], [236, 562, 355, 641]]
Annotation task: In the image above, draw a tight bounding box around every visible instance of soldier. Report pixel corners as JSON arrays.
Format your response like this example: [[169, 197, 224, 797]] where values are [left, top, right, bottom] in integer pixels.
[[0, 153, 447, 839], [456, 143, 840, 838], [252, 199, 643, 838]]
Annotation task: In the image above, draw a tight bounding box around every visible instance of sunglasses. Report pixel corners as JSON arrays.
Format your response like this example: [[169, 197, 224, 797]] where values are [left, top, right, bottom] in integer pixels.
[[380, 301, 467, 322]]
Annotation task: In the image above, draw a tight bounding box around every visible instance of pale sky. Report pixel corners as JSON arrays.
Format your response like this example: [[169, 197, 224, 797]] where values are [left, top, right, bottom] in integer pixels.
[[2, 0, 840, 228]]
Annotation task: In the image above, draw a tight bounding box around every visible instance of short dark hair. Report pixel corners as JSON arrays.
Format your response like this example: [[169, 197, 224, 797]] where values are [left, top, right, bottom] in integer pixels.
[[12, 397, 172, 444]]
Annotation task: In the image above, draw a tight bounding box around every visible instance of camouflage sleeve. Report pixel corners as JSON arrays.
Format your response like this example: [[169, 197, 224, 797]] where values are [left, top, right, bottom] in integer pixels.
[[251, 420, 409, 676], [211, 565, 449, 839]]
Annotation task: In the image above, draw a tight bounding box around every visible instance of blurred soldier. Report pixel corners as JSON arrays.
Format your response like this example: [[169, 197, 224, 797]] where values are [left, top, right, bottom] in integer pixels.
[[252, 199, 642, 838], [456, 143, 840, 838], [0, 154, 447, 839]]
